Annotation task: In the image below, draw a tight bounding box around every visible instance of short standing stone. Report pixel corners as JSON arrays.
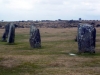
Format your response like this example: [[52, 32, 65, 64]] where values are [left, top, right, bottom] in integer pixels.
[[29, 24, 41, 48], [77, 23, 96, 53], [2, 23, 10, 41], [7, 23, 15, 43]]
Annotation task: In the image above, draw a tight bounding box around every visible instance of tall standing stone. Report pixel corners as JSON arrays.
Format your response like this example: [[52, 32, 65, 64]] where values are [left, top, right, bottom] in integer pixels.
[[2, 23, 10, 41], [77, 23, 96, 53], [7, 23, 15, 43], [29, 24, 41, 48]]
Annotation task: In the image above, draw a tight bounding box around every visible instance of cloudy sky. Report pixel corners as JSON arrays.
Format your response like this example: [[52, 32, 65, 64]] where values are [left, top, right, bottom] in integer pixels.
[[0, 0, 100, 21]]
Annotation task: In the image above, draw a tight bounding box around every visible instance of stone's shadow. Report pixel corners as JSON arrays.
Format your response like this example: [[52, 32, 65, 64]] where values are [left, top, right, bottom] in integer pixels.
[[1, 40, 7, 42], [5, 43, 18, 45], [96, 39, 100, 42]]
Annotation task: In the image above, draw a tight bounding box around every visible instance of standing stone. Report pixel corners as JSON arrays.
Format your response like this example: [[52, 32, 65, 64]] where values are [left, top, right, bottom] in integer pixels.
[[29, 24, 41, 48], [2, 23, 10, 41], [77, 23, 96, 53], [7, 23, 15, 43]]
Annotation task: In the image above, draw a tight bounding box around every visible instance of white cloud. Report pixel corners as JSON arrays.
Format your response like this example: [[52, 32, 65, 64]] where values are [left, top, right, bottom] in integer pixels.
[[0, 0, 35, 11], [0, 0, 100, 21], [8, 0, 32, 10]]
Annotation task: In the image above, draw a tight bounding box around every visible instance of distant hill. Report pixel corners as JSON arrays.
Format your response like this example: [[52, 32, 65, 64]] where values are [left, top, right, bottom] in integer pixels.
[[0, 20, 100, 28]]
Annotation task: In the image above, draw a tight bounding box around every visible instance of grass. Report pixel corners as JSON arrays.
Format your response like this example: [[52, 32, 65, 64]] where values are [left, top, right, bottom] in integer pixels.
[[0, 28, 100, 75]]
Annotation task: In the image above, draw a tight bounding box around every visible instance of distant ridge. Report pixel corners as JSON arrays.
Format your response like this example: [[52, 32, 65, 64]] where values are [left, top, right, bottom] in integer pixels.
[[0, 20, 100, 28]]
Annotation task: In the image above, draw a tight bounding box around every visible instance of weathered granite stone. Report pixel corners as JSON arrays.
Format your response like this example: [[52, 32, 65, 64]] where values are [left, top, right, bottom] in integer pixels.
[[7, 23, 15, 43], [77, 23, 96, 53], [29, 24, 41, 48], [2, 23, 10, 41]]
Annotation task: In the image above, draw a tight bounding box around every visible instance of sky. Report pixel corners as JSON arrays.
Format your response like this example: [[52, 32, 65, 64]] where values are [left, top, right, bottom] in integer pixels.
[[0, 0, 100, 21]]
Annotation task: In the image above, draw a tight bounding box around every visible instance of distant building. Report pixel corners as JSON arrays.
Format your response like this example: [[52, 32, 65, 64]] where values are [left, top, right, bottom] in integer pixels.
[[1, 20, 4, 22], [58, 19, 62, 21], [79, 18, 81, 21]]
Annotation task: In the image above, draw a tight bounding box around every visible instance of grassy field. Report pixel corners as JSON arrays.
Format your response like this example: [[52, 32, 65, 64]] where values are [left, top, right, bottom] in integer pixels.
[[0, 28, 100, 75]]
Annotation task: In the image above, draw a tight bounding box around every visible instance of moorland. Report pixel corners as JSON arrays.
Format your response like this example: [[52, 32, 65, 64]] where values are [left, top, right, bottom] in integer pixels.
[[0, 28, 100, 75]]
